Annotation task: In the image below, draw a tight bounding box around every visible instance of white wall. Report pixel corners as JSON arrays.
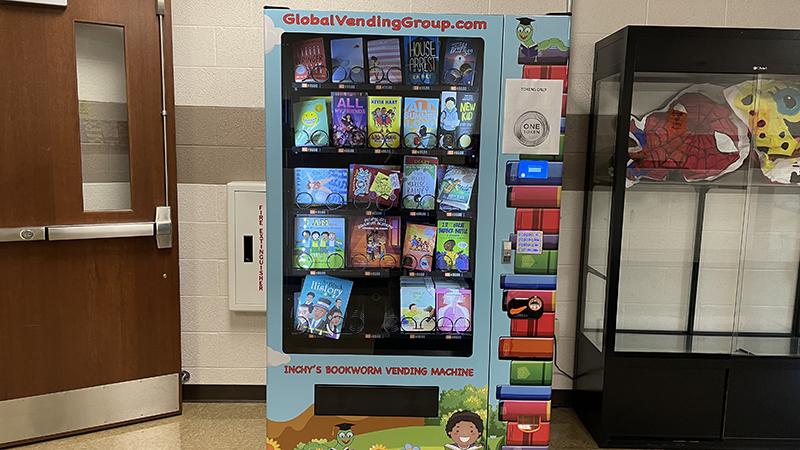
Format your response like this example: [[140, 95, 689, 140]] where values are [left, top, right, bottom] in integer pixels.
[[170, 0, 800, 387]]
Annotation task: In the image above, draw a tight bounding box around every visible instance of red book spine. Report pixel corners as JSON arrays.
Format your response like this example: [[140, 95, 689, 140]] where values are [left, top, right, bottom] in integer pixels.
[[522, 65, 569, 92], [499, 400, 551, 422], [506, 421, 551, 446], [503, 290, 556, 312], [508, 186, 561, 208], [510, 313, 555, 338], [514, 209, 561, 234]]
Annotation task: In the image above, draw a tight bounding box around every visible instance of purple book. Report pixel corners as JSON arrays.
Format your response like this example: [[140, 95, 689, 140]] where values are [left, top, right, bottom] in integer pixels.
[[332, 92, 368, 147]]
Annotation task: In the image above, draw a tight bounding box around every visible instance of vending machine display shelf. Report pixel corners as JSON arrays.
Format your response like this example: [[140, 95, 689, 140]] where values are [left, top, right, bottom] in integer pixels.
[[291, 81, 481, 93], [288, 268, 474, 279], [289, 206, 478, 220], [291, 146, 476, 157]]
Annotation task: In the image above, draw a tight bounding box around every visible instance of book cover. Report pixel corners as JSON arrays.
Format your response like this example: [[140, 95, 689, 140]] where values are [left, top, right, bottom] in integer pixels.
[[293, 168, 348, 208], [436, 220, 470, 271], [367, 96, 401, 148], [367, 38, 402, 84], [400, 277, 436, 332], [438, 92, 459, 149], [435, 287, 472, 332], [332, 92, 367, 147], [292, 37, 327, 82], [294, 216, 346, 269], [403, 97, 439, 149], [441, 38, 480, 86], [404, 36, 438, 85], [402, 223, 436, 271], [349, 164, 403, 207], [330, 37, 365, 83], [438, 165, 477, 210], [402, 155, 438, 210], [293, 99, 329, 147], [298, 275, 354, 339], [456, 92, 480, 150], [349, 216, 402, 269]]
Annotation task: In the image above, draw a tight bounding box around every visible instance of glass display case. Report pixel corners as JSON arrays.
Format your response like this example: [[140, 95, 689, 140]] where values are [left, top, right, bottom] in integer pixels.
[[574, 26, 800, 448]]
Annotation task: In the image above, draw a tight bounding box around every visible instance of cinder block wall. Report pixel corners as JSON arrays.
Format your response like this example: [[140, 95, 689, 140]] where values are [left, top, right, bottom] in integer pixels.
[[171, 0, 800, 387]]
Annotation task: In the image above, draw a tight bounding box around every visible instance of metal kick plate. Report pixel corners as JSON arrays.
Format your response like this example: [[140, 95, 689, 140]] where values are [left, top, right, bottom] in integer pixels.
[[0, 226, 45, 243], [0, 374, 180, 446]]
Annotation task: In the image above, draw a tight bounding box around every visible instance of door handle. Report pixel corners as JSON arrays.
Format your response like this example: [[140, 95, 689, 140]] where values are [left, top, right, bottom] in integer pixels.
[[0, 207, 172, 249]]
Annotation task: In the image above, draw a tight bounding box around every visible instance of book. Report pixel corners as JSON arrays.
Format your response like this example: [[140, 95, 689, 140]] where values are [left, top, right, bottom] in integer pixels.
[[298, 275, 354, 339], [330, 37, 365, 83], [349, 164, 403, 207], [293, 216, 346, 269], [400, 277, 436, 332], [367, 38, 402, 84], [403, 97, 439, 149], [402, 156, 438, 210], [349, 216, 402, 269], [293, 168, 348, 208], [436, 220, 470, 271], [293, 99, 329, 147], [292, 37, 327, 82], [404, 36, 438, 85], [441, 38, 480, 86], [438, 92, 459, 149], [402, 223, 437, 271], [368, 96, 401, 148], [435, 286, 472, 332], [331, 92, 367, 147], [456, 92, 480, 150], [438, 165, 477, 210]]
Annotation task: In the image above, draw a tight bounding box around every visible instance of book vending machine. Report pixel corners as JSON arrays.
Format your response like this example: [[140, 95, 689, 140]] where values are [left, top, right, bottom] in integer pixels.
[[264, 8, 571, 450]]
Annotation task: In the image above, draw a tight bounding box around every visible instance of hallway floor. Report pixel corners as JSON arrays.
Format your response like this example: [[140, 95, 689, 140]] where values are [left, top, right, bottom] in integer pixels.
[[11, 404, 639, 450]]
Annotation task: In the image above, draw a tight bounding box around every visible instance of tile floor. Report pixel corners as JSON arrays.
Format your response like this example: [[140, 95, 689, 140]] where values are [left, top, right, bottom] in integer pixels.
[[10, 404, 637, 450]]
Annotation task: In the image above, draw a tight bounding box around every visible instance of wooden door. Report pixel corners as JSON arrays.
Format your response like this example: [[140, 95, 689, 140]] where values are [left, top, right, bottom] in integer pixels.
[[0, 0, 180, 447]]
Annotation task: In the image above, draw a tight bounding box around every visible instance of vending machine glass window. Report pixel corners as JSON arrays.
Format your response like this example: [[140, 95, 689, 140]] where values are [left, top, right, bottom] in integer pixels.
[[280, 31, 486, 356]]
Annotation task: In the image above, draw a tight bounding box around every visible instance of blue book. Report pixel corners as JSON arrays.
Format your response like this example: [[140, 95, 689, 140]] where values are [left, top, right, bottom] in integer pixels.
[[294, 216, 346, 270], [331, 37, 365, 83], [404, 36, 438, 85], [500, 274, 557, 290], [506, 161, 563, 186], [294, 168, 348, 208], [298, 275, 354, 339], [496, 385, 552, 400]]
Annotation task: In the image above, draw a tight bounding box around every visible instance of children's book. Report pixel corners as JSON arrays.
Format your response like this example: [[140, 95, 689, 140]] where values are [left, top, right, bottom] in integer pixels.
[[349, 216, 402, 269], [292, 37, 327, 82], [350, 164, 403, 207], [294, 168, 348, 207], [294, 216, 346, 269], [331, 92, 367, 147], [368, 96, 401, 148], [293, 99, 329, 147], [404, 36, 438, 85], [438, 165, 477, 210], [402, 223, 437, 271], [367, 38, 402, 84], [403, 97, 439, 149], [298, 275, 354, 339], [438, 92, 459, 149], [441, 38, 480, 86], [435, 286, 472, 333], [400, 277, 436, 332], [330, 37, 365, 83], [456, 92, 480, 150], [402, 156, 438, 210], [436, 220, 470, 271]]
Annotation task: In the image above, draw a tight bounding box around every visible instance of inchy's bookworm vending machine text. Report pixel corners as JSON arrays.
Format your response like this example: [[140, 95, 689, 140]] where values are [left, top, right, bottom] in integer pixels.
[[264, 8, 571, 450]]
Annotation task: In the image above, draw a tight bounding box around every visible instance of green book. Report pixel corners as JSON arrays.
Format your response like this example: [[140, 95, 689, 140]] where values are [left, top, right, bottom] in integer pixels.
[[514, 250, 559, 275], [510, 361, 553, 386], [293, 99, 329, 147], [435, 220, 470, 271]]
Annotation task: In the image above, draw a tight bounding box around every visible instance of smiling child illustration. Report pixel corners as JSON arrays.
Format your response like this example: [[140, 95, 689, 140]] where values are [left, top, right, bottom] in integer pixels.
[[444, 410, 483, 450]]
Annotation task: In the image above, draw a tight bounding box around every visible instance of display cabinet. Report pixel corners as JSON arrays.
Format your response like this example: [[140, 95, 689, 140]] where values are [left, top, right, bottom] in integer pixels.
[[574, 26, 800, 448]]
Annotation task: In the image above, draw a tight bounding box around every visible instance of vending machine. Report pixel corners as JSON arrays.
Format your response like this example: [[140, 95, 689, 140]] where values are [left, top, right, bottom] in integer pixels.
[[264, 8, 571, 450]]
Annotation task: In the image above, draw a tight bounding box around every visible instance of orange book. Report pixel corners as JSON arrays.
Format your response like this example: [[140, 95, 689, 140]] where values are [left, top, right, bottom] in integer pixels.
[[499, 337, 554, 359]]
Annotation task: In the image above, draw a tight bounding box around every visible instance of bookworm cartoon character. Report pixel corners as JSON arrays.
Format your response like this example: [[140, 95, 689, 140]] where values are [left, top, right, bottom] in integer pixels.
[[309, 297, 332, 335], [332, 423, 355, 450], [516, 17, 538, 64], [444, 410, 483, 450], [441, 97, 460, 132]]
